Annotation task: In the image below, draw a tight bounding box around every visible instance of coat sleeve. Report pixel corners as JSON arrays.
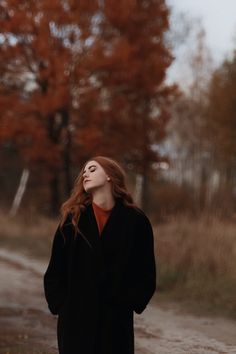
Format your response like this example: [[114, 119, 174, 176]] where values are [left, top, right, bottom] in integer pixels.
[[106, 212, 157, 314], [129, 212, 157, 314], [43, 217, 70, 315]]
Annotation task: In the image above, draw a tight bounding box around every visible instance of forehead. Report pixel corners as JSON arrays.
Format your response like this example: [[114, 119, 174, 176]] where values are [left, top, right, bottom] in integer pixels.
[[83, 160, 99, 171]]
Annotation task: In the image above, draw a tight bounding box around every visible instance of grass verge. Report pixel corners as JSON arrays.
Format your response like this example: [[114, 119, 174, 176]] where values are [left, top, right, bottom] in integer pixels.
[[1, 209, 236, 318], [154, 214, 236, 318]]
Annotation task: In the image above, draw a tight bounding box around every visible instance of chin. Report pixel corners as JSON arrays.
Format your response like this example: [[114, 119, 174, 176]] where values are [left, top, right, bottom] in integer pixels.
[[84, 185, 94, 193]]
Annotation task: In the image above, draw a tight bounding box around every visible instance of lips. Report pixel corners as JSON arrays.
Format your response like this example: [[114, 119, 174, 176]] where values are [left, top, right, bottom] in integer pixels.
[[84, 180, 91, 183]]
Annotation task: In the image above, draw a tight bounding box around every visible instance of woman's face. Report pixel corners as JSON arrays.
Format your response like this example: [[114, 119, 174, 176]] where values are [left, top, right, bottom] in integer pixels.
[[82, 160, 109, 193]]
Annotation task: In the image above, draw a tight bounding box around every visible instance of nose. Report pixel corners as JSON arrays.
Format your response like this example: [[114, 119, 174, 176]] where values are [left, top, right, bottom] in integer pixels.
[[83, 171, 89, 180]]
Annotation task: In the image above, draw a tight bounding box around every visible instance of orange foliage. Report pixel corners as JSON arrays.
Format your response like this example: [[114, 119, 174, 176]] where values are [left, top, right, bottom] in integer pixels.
[[0, 0, 174, 183]]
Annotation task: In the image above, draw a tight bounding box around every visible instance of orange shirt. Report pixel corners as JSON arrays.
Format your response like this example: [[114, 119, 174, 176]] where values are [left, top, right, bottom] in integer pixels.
[[92, 201, 113, 236]]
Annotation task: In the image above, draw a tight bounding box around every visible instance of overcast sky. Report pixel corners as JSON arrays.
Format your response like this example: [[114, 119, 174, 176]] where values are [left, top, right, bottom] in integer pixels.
[[166, 0, 236, 86], [166, 0, 236, 84]]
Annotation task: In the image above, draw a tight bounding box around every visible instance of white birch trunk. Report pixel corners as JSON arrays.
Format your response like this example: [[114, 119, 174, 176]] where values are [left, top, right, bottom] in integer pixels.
[[10, 168, 30, 216], [134, 173, 143, 208]]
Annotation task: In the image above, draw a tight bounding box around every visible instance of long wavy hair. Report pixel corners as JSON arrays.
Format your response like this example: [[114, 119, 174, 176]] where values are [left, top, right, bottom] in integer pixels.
[[59, 156, 137, 241]]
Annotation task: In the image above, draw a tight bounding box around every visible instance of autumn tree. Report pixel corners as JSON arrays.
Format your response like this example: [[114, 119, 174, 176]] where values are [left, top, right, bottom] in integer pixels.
[[164, 26, 215, 210], [0, 0, 99, 213], [73, 0, 174, 210], [206, 51, 236, 192], [0, 0, 173, 213]]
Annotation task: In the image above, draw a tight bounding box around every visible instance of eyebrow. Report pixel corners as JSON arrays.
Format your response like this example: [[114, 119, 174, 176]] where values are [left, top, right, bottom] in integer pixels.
[[82, 164, 97, 174]]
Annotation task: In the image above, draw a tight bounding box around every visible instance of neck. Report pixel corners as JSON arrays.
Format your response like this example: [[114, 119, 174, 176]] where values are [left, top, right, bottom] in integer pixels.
[[92, 191, 115, 210]]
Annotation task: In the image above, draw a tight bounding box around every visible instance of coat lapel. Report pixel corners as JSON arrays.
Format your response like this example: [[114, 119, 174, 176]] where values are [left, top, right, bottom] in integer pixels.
[[78, 198, 125, 250]]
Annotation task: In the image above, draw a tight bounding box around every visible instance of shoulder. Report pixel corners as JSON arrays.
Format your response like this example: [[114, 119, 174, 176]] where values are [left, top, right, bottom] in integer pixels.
[[123, 205, 154, 248], [59, 212, 73, 231], [122, 203, 152, 227], [55, 212, 74, 244]]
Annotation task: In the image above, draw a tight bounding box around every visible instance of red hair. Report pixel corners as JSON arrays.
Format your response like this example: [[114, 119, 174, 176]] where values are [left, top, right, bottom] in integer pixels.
[[59, 156, 137, 239]]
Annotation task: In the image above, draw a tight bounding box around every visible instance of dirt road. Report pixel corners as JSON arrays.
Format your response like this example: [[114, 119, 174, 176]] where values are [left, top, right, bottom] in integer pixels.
[[0, 248, 236, 354]]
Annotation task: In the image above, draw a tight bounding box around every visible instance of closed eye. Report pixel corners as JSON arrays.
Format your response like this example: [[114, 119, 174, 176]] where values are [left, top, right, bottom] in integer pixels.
[[83, 166, 96, 177]]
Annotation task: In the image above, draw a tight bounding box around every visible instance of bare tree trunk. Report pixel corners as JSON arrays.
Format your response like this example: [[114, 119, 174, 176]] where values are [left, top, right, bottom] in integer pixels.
[[141, 170, 149, 213], [134, 173, 143, 207], [10, 168, 29, 216], [61, 108, 72, 196], [49, 175, 60, 216]]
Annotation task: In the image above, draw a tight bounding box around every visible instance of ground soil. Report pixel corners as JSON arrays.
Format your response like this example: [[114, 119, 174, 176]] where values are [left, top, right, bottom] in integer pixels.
[[0, 248, 236, 354]]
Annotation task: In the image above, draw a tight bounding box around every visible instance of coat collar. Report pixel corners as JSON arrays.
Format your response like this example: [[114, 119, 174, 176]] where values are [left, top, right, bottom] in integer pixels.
[[78, 198, 125, 251]]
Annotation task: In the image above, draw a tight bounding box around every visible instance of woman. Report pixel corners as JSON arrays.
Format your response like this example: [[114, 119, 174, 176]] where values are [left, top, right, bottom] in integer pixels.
[[44, 156, 156, 354]]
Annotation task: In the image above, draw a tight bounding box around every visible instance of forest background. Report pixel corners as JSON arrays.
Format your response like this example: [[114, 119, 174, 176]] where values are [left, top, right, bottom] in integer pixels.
[[0, 0, 236, 317]]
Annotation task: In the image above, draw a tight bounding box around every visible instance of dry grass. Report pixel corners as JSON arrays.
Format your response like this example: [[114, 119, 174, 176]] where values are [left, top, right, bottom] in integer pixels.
[[153, 214, 236, 316], [1, 209, 236, 316], [0, 209, 57, 260]]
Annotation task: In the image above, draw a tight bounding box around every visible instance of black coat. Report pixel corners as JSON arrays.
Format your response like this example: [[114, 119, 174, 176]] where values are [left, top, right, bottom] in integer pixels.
[[43, 198, 156, 354]]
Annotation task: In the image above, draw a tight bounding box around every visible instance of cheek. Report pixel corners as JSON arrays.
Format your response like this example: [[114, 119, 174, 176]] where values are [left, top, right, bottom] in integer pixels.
[[96, 172, 107, 184]]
